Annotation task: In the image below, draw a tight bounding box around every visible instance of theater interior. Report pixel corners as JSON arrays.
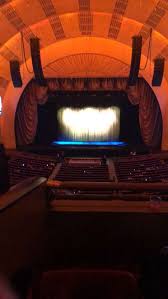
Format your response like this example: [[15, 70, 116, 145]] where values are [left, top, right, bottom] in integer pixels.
[[1, 0, 168, 298]]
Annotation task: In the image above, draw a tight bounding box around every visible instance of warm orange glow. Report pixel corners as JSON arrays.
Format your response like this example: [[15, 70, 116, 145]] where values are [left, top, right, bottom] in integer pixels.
[[0, 0, 167, 150], [2, 36, 168, 149]]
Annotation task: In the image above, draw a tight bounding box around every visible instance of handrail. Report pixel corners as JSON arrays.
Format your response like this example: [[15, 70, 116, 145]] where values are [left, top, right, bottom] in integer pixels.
[[47, 180, 168, 191], [0, 176, 46, 211]]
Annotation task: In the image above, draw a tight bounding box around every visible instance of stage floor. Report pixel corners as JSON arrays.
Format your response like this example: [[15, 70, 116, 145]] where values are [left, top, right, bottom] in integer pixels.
[[52, 141, 126, 146]]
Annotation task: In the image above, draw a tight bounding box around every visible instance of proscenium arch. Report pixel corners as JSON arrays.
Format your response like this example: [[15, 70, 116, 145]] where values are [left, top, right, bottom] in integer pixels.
[[2, 36, 168, 149]]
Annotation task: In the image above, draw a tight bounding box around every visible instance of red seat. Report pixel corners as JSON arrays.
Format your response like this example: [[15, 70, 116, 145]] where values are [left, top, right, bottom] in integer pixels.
[[30, 269, 141, 299]]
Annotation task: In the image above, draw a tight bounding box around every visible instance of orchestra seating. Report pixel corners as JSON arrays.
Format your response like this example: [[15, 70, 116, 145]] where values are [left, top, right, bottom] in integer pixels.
[[7, 151, 168, 185], [115, 154, 168, 183], [55, 162, 110, 181], [8, 153, 57, 186]]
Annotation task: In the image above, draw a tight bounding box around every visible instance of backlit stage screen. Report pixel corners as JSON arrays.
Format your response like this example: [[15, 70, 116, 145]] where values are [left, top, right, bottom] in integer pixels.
[[35, 91, 143, 146], [57, 107, 120, 143]]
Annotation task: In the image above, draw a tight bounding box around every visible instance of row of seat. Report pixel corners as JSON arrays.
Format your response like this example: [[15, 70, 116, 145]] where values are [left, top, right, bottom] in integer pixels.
[[17, 269, 141, 299], [115, 157, 168, 183], [9, 155, 57, 186], [8, 152, 168, 185], [55, 163, 110, 181]]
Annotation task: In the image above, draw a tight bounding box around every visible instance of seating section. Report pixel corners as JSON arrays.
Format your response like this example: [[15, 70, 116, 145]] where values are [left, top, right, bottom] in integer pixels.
[[55, 162, 110, 181], [115, 156, 168, 183], [8, 151, 168, 185], [9, 155, 56, 186]]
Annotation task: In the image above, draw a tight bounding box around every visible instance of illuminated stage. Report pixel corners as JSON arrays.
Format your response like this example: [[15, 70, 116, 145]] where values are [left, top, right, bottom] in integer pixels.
[[52, 141, 126, 146], [50, 140, 129, 158], [52, 107, 125, 148], [34, 90, 143, 150]]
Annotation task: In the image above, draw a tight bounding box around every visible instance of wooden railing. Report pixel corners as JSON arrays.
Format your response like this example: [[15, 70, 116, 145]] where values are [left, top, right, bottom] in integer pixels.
[[47, 180, 168, 191], [0, 176, 46, 211]]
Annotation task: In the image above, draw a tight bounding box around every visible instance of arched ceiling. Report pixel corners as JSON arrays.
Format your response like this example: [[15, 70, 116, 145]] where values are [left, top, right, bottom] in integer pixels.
[[2, 0, 168, 149], [0, 0, 168, 97]]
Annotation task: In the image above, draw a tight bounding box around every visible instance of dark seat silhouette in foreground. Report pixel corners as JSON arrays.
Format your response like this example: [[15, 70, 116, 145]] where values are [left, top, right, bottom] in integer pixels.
[[30, 269, 141, 299]]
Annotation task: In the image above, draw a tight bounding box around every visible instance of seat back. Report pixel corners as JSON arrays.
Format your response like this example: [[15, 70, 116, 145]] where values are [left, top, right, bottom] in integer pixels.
[[31, 269, 140, 299]]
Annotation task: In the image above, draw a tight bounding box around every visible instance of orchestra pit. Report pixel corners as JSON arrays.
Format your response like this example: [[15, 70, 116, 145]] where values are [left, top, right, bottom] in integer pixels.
[[1, 1, 168, 298]]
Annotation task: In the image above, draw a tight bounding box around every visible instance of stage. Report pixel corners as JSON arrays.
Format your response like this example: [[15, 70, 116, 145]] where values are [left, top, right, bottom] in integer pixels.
[[52, 141, 126, 146], [18, 142, 149, 158]]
